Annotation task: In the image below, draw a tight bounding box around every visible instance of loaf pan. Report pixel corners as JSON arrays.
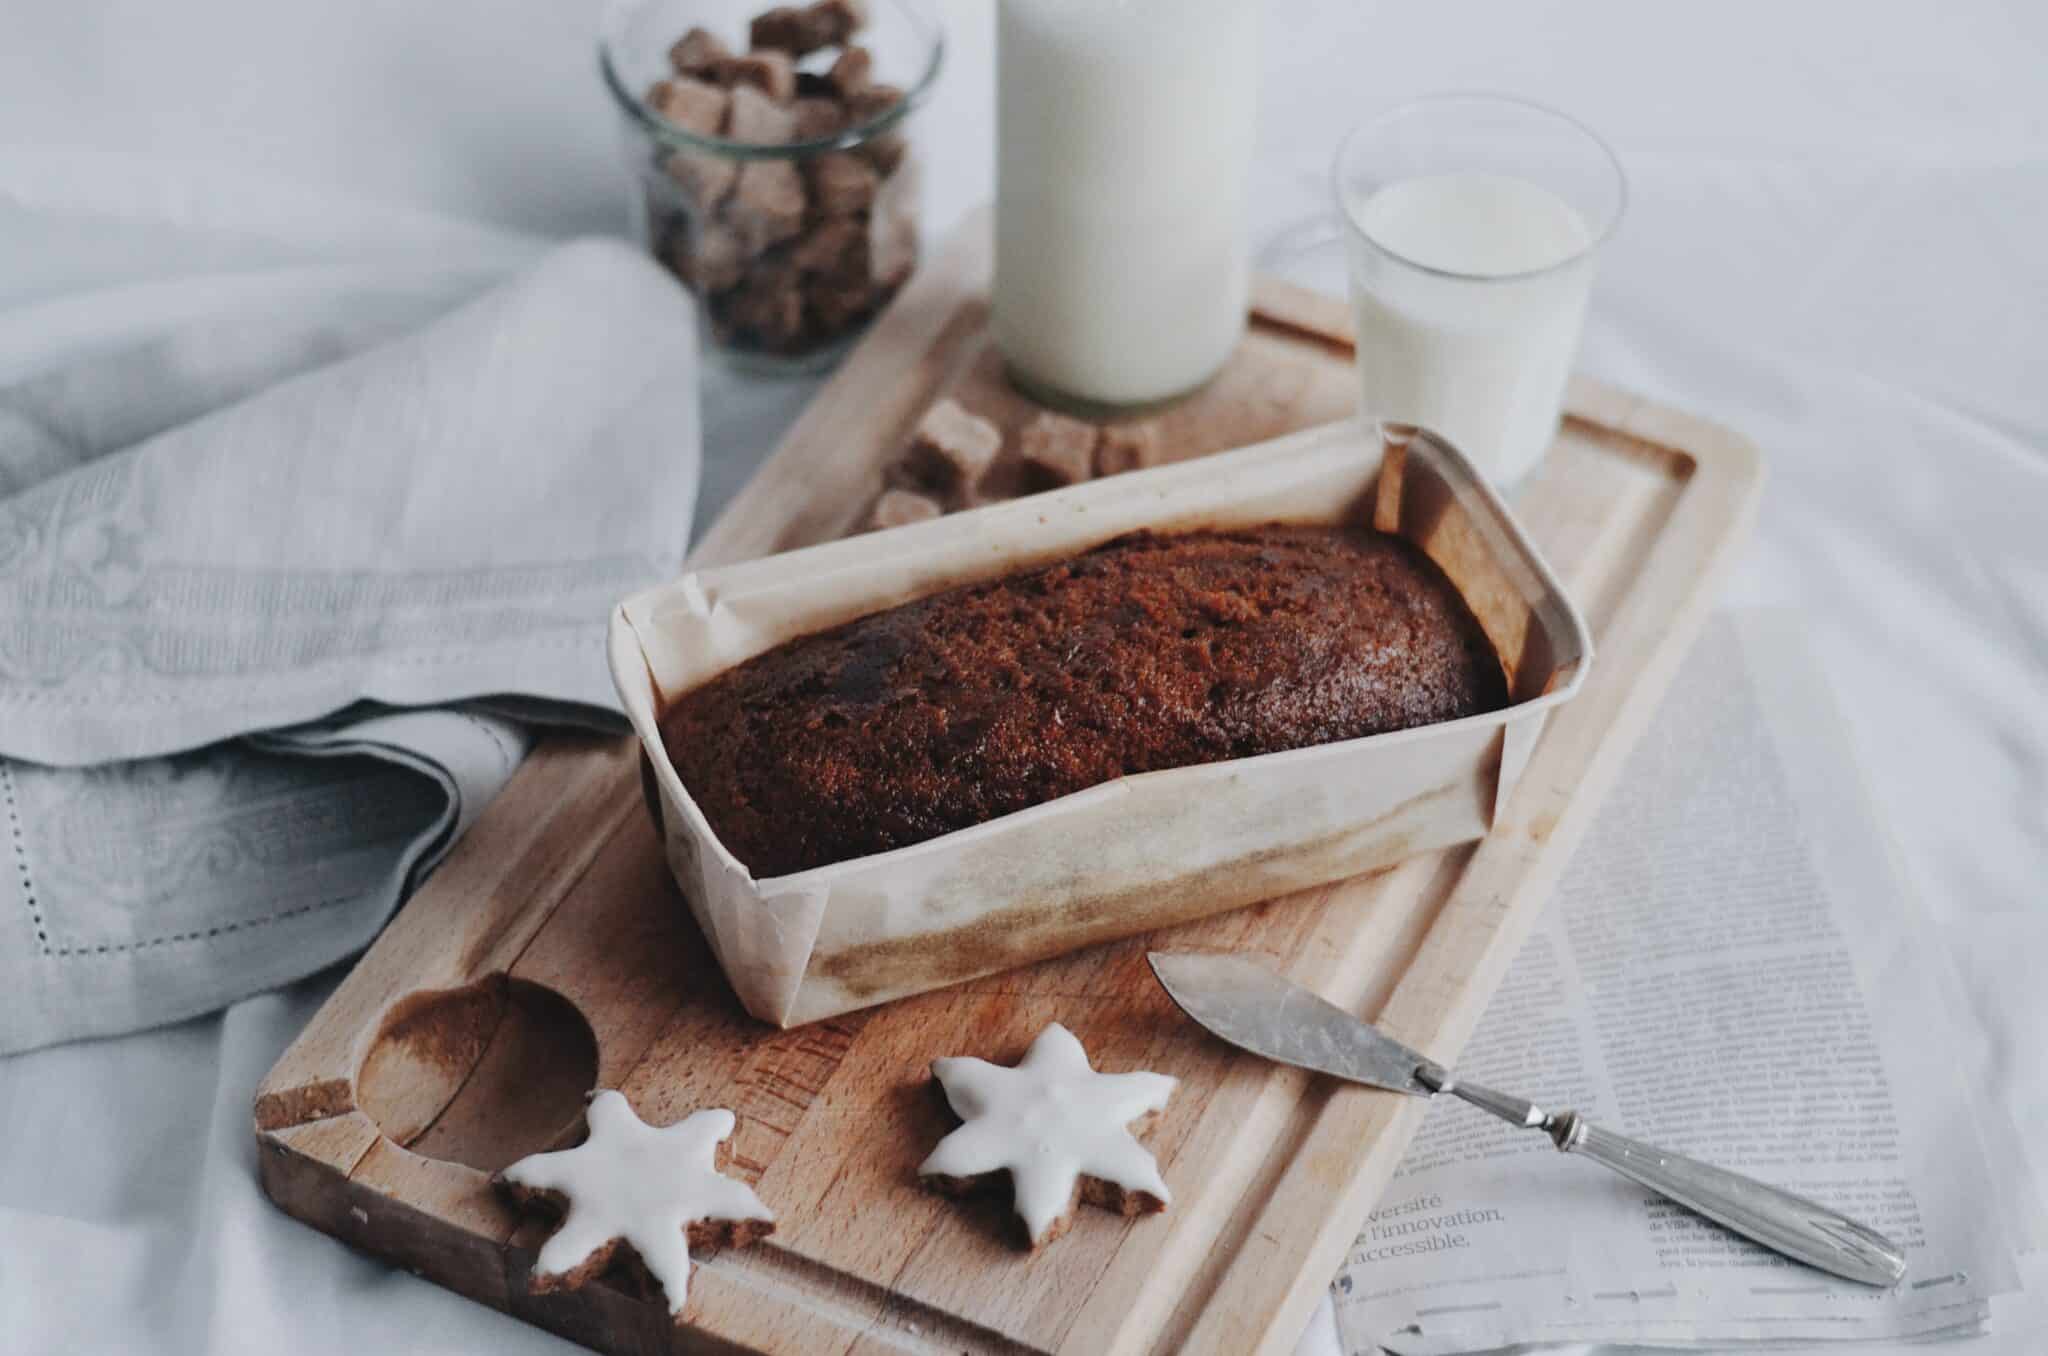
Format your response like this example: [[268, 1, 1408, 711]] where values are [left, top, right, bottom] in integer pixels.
[[610, 419, 1592, 1026]]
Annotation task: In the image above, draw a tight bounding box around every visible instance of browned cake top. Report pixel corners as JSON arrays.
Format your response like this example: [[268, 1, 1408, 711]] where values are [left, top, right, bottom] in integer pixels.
[[661, 525, 1508, 877]]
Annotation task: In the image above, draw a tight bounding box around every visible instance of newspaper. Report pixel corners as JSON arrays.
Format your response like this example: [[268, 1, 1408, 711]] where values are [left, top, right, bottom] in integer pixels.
[[1330, 614, 2027, 1353]]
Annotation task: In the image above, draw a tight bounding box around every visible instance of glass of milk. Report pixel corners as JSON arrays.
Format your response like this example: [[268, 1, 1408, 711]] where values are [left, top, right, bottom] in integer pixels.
[[992, 0, 1259, 411], [1334, 95, 1625, 489]]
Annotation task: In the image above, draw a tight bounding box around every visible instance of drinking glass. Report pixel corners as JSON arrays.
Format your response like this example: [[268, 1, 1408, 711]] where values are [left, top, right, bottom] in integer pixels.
[[1333, 95, 1625, 488]]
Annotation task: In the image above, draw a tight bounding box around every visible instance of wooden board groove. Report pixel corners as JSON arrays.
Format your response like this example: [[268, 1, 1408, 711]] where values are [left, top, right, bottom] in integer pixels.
[[256, 212, 1761, 1356]]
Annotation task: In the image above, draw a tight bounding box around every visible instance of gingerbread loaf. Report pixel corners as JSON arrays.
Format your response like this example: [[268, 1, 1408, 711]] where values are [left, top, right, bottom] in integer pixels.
[[660, 524, 1507, 878]]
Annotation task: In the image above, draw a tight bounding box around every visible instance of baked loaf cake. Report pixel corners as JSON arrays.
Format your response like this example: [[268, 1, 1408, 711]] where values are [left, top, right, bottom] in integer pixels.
[[660, 525, 1507, 877]]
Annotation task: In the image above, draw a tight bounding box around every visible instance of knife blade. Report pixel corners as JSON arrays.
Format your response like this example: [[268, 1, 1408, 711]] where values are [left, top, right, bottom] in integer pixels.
[[1146, 950, 1442, 1095]]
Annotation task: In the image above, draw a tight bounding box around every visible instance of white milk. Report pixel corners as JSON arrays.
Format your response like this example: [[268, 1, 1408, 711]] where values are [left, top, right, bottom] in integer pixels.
[[1344, 172, 1596, 487], [992, 0, 1259, 408]]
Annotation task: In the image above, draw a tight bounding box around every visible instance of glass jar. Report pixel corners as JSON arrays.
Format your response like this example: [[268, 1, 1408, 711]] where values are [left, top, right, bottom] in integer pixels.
[[599, 0, 944, 373]]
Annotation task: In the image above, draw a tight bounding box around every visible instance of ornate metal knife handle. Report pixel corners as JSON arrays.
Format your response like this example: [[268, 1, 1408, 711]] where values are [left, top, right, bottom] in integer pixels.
[[1414, 1066, 1907, 1288]]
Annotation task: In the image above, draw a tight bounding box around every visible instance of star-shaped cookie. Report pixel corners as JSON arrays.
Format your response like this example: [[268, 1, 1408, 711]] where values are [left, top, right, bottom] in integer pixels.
[[495, 1090, 774, 1317], [919, 1022, 1177, 1247]]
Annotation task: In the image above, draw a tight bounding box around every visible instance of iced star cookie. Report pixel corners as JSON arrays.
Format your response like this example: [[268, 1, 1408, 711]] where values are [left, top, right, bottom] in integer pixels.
[[494, 1090, 774, 1317], [919, 1023, 1177, 1247]]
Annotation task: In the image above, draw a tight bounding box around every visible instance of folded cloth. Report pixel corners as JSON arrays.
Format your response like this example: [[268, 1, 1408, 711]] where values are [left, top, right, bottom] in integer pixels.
[[0, 237, 702, 1053]]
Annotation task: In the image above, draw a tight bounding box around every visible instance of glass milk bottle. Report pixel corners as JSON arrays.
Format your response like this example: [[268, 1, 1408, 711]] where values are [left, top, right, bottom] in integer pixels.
[[992, 0, 1259, 410]]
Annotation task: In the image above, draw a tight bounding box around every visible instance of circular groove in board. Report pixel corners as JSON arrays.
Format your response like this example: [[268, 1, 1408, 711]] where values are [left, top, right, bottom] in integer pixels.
[[358, 973, 599, 1173]]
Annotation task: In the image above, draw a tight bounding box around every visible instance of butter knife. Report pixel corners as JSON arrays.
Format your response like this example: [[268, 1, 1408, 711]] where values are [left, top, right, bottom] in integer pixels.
[[1147, 951, 1907, 1288]]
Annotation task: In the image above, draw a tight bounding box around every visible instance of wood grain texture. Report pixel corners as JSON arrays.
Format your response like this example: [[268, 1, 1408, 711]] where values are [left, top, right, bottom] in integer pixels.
[[256, 214, 1762, 1356]]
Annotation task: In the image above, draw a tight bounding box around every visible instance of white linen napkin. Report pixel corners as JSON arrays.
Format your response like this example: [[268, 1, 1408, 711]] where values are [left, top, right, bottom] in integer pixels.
[[0, 234, 702, 1053]]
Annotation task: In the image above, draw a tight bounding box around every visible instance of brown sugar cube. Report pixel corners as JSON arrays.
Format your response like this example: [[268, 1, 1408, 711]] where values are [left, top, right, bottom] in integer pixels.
[[866, 487, 942, 531], [749, 6, 832, 55], [1018, 411, 1099, 491], [867, 171, 918, 286], [846, 82, 903, 125], [746, 286, 807, 350], [1095, 422, 1164, 476], [904, 398, 1002, 493], [695, 224, 747, 292], [748, 6, 801, 51], [668, 26, 732, 77], [726, 83, 797, 144], [808, 251, 882, 333], [807, 151, 878, 217], [790, 96, 845, 141], [826, 45, 873, 97], [791, 217, 865, 275], [647, 76, 729, 136], [662, 150, 739, 211], [674, 221, 746, 293], [727, 160, 807, 254], [716, 259, 806, 349], [715, 49, 796, 102], [869, 215, 915, 290], [856, 131, 908, 177], [806, 0, 868, 45], [706, 302, 740, 347], [810, 280, 878, 337]]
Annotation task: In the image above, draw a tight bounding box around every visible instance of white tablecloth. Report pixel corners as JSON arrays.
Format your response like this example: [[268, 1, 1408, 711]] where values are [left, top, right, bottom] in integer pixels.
[[1, 3, 2041, 1352]]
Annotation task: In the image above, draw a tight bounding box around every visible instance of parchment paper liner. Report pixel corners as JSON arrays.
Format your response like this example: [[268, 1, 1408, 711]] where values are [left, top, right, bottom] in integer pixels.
[[610, 420, 1592, 1026]]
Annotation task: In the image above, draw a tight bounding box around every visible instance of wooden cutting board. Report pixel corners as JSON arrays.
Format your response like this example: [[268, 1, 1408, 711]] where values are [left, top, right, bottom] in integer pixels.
[[255, 215, 1761, 1356]]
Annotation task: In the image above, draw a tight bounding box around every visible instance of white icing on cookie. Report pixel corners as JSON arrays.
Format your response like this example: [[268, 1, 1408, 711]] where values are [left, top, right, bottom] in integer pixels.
[[919, 1022, 1176, 1245], [500, 1090, 773, 1316]]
